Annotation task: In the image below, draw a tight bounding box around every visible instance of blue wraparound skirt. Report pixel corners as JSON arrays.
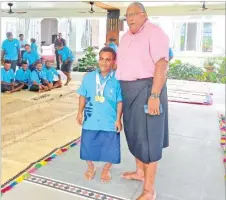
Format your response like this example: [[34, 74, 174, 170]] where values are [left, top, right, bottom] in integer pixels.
[[80, 129, 121, 164]]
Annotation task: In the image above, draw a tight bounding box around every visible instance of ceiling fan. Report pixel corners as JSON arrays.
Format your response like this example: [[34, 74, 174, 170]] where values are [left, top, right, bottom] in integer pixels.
[[78, 1, 107, 14], [190, 1, 225, 12], [2, 3, 27, 14]]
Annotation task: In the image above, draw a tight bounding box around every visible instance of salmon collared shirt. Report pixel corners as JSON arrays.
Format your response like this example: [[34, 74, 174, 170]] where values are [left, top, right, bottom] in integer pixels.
[[116, 20, 169, 81]]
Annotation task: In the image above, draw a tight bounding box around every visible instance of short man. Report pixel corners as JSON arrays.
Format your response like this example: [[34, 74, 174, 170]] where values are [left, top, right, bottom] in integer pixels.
[[1, 60, 25, 93], [23, 44, 40, 71], [116, 2, 169, 200], [1, 32, 20, 72], [54, 33, 66, 70], [43, 60, 62, 89], [29, 62, 51, 93], [56, 42, 74, 86]]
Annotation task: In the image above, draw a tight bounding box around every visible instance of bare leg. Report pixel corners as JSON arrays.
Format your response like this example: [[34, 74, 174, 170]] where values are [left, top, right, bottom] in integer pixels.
[[137, 162, 157, 200], [52, 81, 62, 89], [101, 163, 112, 183], [84, 161, 96, 180], [5, 84, 24, 94], [122, 158, 144, 181], [62, 71, 72, 86]]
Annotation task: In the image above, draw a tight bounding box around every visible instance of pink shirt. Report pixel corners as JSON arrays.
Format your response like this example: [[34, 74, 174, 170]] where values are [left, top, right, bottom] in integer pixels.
[[116, 20, 169, 81]]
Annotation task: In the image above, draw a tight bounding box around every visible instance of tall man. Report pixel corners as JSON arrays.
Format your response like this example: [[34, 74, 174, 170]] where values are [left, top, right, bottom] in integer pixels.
[[116, 2, 169, 200], [54, 33, 66, 70], [19, 34, 27, 58], [1, 32, 20, 72]]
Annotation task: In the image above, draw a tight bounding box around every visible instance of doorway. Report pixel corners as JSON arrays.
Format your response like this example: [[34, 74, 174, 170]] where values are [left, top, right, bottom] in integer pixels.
[[41, 18, 58, 45]]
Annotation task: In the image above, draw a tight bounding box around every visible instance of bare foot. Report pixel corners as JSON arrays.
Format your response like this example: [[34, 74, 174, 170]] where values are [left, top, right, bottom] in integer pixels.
[[121, 171, 144, 181], [65, 77, 72, 86], [136, 190, 156, 200], [84, 167, 96, 180], [5, 91, 11, 94], [101, 169, 111, 183]]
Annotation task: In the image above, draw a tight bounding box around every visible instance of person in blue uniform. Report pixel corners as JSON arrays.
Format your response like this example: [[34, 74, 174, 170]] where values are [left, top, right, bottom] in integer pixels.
[[1, 32, 20, 72], [1, 60, 25, 93], [29, 62, 50, 93], [169, 48, 174, 61], [43, 60, 62, 89], [30, 38, 38, 53], [55, 42, 74, 86], [108, 38, 118, 52], [23, 44, 40, 71], [76, 47, 123, 183]]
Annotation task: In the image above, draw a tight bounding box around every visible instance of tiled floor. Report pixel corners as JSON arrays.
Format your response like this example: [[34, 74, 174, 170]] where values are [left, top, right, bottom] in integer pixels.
[[2, 100, 225, 200]]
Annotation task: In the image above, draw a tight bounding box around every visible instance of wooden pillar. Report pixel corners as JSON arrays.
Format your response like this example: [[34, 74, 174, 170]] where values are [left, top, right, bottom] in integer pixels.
[[106, 10, 122, 45]]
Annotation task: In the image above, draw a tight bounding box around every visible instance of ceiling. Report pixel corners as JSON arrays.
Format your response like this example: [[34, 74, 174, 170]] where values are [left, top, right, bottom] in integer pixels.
[[0, 1, 225, 17]]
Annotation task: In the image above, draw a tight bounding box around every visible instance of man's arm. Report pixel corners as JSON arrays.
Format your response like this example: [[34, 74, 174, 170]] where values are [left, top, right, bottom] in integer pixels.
[[1, 50, 5, 62]]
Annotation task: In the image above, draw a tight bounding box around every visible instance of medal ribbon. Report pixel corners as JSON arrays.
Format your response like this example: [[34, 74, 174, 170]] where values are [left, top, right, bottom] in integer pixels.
[[96, 71, 113, 97]]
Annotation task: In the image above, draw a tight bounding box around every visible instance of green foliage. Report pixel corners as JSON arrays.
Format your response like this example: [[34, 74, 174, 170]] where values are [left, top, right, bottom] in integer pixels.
[[73, 46, 98, 72], [169, 57, 226, 84]]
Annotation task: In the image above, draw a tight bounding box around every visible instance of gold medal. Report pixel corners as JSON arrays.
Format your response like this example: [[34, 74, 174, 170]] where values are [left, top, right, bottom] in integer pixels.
[[99, 96, 105, 103], [95, 95, 100, 102]]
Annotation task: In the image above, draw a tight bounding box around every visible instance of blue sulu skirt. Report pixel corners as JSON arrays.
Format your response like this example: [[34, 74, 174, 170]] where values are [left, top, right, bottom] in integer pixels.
[[80, 129, 121, 164]]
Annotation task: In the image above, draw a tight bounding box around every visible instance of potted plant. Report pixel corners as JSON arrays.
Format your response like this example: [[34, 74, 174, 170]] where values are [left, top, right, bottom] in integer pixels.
[[204, 57, 216, 72], [73, 46, 98, 72]]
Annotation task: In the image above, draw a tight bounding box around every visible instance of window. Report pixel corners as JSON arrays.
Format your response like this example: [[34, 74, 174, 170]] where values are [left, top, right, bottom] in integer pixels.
[[180, 23, 186, 51], [202, 22, 212, 52]]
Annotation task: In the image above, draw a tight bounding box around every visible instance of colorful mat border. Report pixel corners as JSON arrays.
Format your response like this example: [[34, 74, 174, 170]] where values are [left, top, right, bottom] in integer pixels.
[[1, 137, 81, 195], [25, 174, 126, 200], [218, 114, 226, 179]]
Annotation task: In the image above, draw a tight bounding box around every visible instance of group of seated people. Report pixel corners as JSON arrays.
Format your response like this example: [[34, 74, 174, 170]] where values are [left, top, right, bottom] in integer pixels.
[[1, 60, 62, 94]]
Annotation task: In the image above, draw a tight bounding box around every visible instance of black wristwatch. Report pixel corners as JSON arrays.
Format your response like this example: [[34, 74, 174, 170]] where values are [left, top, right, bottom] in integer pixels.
[[150, 93, 160, 99]]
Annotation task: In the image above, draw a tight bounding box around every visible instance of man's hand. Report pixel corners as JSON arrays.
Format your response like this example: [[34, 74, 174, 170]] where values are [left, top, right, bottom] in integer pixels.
[[148, 97, 160, 116], [76, 112, 83, 125], [115, 120, 122, 132]]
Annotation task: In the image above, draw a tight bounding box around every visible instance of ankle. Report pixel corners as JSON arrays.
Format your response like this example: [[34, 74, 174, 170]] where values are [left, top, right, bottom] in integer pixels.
[[136, 169, 144, 176]]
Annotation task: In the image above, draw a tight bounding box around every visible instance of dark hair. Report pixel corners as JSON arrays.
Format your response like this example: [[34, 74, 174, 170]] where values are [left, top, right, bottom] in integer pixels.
[[25, 44, 30, 47], [31, 38, 36, 43], [99, 47, 116, 60], [4, 60, 11, 64], [21, 61, 28, 65], [19, 34, 24, 37], [56, 41, 63, 47], [109, 38, 116, 42]]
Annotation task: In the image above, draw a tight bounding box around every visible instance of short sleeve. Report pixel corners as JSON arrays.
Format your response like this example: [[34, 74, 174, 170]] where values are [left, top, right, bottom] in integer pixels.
[[77, 74, 88, 97], [149, 26, 169, 64], [116, 81, 122, 102], [10, 70, 15, 80]]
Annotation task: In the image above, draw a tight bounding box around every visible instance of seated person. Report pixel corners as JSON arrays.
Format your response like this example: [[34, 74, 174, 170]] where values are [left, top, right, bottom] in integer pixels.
[[29, 62, 51, 93], [23, 44, 40, 71], [14, 61, 31, 90], [43, 60, 62, 89], [1, 60, 25, 94]]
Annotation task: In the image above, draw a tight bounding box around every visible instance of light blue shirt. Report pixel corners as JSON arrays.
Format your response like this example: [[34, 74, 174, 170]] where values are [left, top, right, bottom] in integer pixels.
[[1, 68, 15, 83], [19, 39, 27, 51], [57, 46, 74, 62], [43, 66, 59, 83], [1, 39, 20, 60], [23, 50, 40, 65], [108, 42, 118, 52], [31, 43, 38, 52], [15, 68, 31, 84], [169, 48, 174, 59], [77, 69, 122, 132], [30, 69, 47, 86]]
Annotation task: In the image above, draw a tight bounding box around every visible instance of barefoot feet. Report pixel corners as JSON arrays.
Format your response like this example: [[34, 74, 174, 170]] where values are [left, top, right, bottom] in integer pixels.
[[121, 171, 144, 181]]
